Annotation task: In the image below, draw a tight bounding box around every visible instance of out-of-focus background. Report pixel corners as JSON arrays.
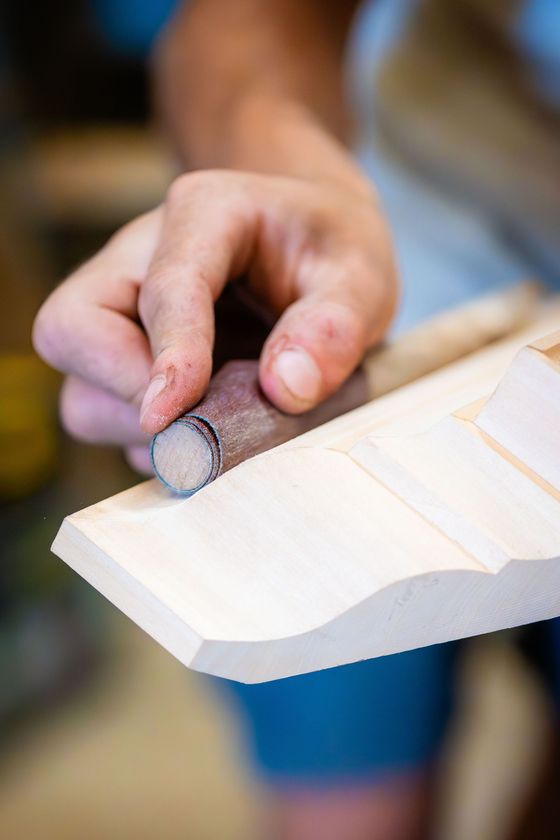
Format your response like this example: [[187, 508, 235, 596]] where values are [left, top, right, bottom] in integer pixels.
[[0, 1, 557, 838]]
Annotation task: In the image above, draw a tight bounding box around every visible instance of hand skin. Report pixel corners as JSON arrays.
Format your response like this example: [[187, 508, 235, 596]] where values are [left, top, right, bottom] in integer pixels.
[[32, 0, 398, 476]]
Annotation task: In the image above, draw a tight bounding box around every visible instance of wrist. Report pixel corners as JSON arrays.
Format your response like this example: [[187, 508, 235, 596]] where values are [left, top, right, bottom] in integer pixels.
[[225, 92, 373, 199]]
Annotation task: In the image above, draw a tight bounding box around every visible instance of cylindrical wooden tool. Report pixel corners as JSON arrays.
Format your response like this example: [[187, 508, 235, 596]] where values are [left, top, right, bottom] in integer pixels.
[[151, 282, 539, 494]]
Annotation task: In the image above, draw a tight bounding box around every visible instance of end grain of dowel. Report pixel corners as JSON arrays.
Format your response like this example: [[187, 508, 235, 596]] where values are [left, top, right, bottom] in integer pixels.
[[151, 281, 539, 495]]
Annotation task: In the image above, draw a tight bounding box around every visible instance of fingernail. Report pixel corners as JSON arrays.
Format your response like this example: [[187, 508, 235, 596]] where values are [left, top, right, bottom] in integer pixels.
[[274, 348, 322, 403], [140, 374, 167, 423]]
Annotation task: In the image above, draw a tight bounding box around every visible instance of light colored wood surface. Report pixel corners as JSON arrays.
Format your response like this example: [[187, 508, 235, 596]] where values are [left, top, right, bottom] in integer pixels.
[[52, 300, 560, 683], [362, 280, 540, 393], [475, 331, 560, 492], [29, 127, 174, 226]]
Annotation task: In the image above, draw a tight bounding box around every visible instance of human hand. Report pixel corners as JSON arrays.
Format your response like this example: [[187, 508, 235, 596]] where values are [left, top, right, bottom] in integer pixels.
[[33, 169, 397, 473]]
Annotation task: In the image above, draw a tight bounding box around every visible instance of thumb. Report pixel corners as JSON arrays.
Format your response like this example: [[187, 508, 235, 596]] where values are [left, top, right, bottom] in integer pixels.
[[258, 280, 394, 413]]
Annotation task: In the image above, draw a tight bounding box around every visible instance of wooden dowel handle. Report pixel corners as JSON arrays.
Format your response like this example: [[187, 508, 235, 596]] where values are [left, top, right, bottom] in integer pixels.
[[363, 281, 540, 395]]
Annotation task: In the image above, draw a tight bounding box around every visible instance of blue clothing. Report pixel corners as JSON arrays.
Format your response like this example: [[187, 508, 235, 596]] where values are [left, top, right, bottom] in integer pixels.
[[514, 0, 560, 106], [218, 645, 458, 784], [92, 0, 560, 784], [91, 0, 176, 53]]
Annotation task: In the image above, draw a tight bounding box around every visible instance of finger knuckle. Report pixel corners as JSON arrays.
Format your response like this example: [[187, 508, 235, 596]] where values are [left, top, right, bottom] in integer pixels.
[[352, 260, 398, 342], [137, 269, 175, 325], [166, 170, 218, 205], [32, 295, 70, 368], [125, 445, 152, 476], [165, 174, 190, 206], [166, 169, 245, 208], [105, 217, 138, 248], [143, 263, 176, 297], [314, 301, 366, 359], [59, 381, 97, 442]]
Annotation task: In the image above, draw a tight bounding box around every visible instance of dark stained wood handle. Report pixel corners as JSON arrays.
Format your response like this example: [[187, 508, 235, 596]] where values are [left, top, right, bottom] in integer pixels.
[[150, 361, 368, 494]]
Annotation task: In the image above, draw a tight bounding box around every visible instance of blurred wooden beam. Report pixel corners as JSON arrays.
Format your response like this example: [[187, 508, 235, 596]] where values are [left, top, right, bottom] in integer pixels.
[[28, 125, 175, 227]]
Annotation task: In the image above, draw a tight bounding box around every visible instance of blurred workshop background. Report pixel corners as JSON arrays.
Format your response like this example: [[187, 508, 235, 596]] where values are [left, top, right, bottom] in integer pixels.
[[0, 1, 557, 838]]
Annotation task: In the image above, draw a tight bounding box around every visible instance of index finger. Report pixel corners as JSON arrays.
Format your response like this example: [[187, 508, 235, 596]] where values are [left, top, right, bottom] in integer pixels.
[[33, 210, 162, 405], [138, 174, 253, 433]]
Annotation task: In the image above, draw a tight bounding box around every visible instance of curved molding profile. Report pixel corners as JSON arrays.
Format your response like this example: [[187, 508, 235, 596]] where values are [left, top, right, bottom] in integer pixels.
[[52, 315, 560, 683]]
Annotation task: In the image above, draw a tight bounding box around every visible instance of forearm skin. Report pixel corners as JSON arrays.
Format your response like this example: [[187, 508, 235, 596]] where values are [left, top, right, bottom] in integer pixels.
[[152, 0, 368, 194]]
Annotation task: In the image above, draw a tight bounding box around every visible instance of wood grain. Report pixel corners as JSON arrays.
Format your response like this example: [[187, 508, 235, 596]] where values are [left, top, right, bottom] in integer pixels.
[[52, 298, 560, 682]]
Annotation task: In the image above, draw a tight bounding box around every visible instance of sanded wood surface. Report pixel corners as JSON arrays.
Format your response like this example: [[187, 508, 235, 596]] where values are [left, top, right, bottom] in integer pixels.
[[52, 297, 560, 683], [152, 282, 538, 493]]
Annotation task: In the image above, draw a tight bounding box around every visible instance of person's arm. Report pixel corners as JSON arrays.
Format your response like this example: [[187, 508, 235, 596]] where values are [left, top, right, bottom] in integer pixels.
[[154, 0, 359, 171], [33, 0, 397, 474]]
